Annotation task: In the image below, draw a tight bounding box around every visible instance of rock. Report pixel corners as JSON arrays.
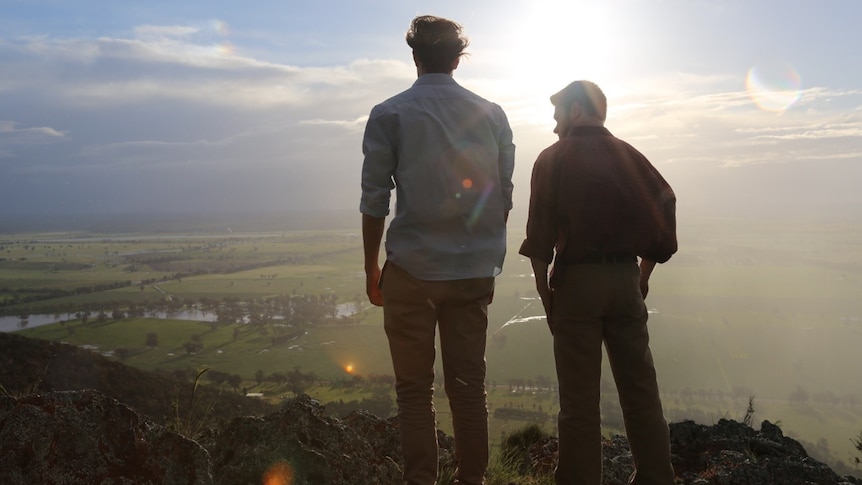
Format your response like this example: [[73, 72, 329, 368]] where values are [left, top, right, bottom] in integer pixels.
[[519, 418, 861, 485], [2, 389, 859, 485], [208, 394, 403, 485], [0, 389, 212, 485], [669, 419, 859, 485]]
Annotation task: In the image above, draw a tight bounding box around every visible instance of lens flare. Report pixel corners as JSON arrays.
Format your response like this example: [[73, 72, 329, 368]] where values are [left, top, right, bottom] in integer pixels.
[[216, 42, 236, 56], [461, 178, 473, 189], [212, 19, 230, 36], [263, 461, 293, 485], [466, 183, 495, 228], [746, 61, 802, 113], [345, 364, 355, 374]]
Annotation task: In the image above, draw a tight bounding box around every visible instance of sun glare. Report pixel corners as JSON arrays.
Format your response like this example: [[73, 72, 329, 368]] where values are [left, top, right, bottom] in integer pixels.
[[501, 1, 626, 126], [344, 363, 355, 374]]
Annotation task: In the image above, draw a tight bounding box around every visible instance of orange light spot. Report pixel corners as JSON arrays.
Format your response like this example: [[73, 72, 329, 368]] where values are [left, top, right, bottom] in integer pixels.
[[263, 461, 293, 485], [461, 178, 473, 189], [345, 364, 354, 374]]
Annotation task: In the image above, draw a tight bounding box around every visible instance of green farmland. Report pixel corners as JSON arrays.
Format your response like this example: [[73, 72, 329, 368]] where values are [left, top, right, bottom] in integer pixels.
[[2, 217, 862, 473]]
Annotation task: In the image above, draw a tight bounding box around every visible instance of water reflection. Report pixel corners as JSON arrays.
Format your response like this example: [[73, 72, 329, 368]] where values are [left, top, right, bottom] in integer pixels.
[[0, 303, 358, 333]]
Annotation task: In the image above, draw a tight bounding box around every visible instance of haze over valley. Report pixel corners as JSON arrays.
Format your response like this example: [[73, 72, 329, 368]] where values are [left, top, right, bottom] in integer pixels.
[[2, 0, 862, 477]]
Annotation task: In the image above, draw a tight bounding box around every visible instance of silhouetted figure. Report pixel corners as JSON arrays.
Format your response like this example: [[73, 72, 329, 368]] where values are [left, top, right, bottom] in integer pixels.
[[360, 15, 515, 485], [520, 80, 677, 485]]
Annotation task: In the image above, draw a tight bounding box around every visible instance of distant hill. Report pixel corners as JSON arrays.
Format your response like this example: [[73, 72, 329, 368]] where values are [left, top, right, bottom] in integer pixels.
[[0, 210, 358, 234], [0, 332, 274, 426]]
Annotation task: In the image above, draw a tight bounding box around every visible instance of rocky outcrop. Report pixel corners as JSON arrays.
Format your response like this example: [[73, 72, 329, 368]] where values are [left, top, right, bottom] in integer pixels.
[[669, 419, 859, 485], [520, 418, 861, 485], [0, 390, 444, 485], [0, 390, 212, 485], [207, 394, 402, 485], [1, 389, 859, 485]]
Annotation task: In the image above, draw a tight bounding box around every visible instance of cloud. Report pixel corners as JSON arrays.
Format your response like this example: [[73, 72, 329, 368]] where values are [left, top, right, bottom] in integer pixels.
[[0, 121, 65, 137], [133, 25, 201, 39], [1, 29, 413, 111], [1, 23, 861, 216], [598, 76, 862, 170], [0, 121, 66, 147], [300, 116, 368, 131]]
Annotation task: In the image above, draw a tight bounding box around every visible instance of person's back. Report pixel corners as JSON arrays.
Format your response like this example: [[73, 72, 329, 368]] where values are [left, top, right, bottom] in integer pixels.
[[531, 128, 676, 265], [520, 80, 675, 485], [365, 76, 512, 279], [360, 15, 515, 485]]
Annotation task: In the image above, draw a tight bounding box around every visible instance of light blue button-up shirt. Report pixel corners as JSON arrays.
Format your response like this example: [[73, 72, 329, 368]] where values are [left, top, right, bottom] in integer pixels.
[[360, 73, 515, 280]]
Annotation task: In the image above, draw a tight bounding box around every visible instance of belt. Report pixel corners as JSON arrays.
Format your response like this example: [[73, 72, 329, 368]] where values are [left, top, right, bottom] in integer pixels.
[[565, 254, 637, 264]]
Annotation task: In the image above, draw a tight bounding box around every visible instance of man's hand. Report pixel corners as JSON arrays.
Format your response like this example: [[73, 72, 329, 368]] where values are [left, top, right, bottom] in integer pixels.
[[639, 258, 657, 300], [639, 275, 650, 300], [366, 265, 384, 306], [530, 258, 554, 334], [362, 214, 386, 306]]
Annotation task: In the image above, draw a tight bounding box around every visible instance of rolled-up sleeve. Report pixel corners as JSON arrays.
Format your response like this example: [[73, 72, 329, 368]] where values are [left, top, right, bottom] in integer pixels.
[[360, 104, 398, 218], [518, 151, 558, 264], [495, 105, 516, 211], [644, 184, 677, 264]]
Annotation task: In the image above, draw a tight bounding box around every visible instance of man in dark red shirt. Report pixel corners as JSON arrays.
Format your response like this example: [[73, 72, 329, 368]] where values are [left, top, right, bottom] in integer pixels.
[[519, 80, 677, 485]]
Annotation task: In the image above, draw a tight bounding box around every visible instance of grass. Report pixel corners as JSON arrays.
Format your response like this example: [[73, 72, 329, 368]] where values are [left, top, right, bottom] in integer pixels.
[[169, 367, 215, 439], [4, 220, 862, 473]]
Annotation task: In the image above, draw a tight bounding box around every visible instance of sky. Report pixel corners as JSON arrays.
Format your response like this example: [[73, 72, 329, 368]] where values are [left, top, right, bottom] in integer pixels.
[[1, 0, 861, 221]]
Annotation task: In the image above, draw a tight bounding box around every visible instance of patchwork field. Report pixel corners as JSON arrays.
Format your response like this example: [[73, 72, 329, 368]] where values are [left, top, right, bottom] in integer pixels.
[[2, 216, 861, 472]]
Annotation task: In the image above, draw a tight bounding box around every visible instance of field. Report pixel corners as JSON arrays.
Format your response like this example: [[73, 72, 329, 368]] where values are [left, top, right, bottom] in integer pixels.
[[2, 215, 861, 472]]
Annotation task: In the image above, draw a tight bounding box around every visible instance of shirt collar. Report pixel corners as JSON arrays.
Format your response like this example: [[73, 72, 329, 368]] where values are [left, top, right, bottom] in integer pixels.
[[565, 126, 612, 137], [413, 73, 459, 86]]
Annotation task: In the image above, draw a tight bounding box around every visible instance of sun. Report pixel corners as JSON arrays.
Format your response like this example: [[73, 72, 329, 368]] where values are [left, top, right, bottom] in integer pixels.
[[500, 1, 626, 126]]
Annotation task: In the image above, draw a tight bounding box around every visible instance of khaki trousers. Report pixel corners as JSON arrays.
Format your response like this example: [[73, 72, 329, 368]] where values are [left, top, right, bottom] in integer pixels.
[[551, 263, 674, 485], [381, 262, 494, 485]]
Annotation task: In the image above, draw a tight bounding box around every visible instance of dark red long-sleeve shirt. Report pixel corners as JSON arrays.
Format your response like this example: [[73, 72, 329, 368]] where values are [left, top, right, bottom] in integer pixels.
[[519, 126, 677, 265]]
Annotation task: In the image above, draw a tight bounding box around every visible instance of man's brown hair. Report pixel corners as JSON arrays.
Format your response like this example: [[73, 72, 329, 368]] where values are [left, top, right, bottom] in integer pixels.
[[551, 80, 608, 122], [406, 15, 469, 74]]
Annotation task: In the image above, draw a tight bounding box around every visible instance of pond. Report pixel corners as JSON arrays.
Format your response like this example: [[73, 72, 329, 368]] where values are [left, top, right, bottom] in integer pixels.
[[0, 303, 359, 333]]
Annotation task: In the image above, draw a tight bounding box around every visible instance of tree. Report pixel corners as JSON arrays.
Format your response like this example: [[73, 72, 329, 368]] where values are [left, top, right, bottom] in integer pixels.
[[286, 366, 316, 395], [853, 431, 862, 466], [145, 332, 159, 349], [183, 340, 203, 354], [114, 347, 131, 361], [206, 370, 229, 386], [226, 374, 243, 391]]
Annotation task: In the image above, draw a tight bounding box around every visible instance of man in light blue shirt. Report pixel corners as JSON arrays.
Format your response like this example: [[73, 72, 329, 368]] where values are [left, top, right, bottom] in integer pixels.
[[360, 15, 515, 485]]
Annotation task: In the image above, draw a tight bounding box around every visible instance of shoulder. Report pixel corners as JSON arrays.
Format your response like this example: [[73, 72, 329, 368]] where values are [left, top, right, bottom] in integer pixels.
[[611, 135, 647, 158], [593, 129, 647, 159], [466, 89, 507, 116], [539, 138, 574, 159], [368, 93, 408, 124], [370, 83, 420, 113], [533, 140, 568, 172], [446, 80, 507, 112]]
